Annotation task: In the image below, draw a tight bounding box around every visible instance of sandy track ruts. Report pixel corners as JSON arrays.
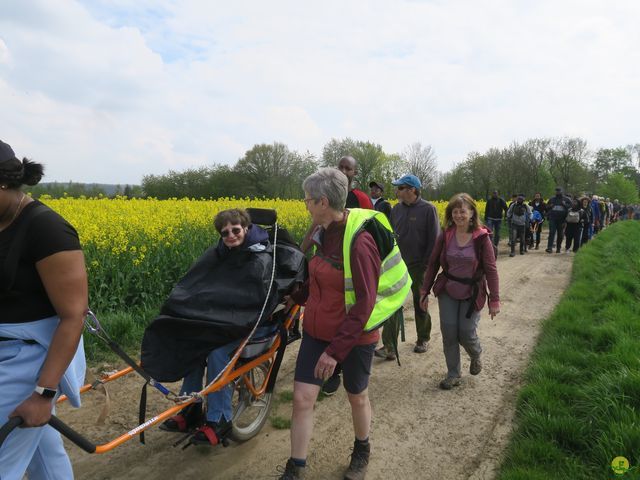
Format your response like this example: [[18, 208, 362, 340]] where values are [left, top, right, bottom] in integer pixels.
[[61, 244, 573, 480]]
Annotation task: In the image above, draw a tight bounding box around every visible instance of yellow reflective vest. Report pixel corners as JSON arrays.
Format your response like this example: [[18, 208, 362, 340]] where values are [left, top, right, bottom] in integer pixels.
[[343, 208, 412, 331]]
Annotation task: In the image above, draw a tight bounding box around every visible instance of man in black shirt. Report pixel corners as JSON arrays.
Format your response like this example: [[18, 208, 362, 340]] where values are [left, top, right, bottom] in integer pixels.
[[484, 190, 508, 249], [369, 181, 392, 220], [546, 187, 572, 253]]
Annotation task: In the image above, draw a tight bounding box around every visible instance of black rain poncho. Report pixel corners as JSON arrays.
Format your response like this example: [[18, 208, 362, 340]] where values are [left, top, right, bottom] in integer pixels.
[[141, 225, 306, 382]]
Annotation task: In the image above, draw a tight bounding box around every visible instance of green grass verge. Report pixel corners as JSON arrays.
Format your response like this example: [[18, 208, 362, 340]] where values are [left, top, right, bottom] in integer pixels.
[[84, 306, 160, 363], [269, 390, 294, 429], [497, 221, 640, 480]]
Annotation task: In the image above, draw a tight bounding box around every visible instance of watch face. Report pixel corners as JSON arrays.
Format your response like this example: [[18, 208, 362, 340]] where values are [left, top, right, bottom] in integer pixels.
[[36, 386, 57, 398], [41, 388, 56, 398]]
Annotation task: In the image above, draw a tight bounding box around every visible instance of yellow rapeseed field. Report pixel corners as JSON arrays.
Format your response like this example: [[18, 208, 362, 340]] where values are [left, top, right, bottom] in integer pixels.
[[42, 196, 485, 313]]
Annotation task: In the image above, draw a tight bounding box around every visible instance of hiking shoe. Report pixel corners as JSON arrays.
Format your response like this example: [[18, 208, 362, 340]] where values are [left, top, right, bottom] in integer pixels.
[[535, 244, 539, 250], [276, 459, 305, 480], [189, 419, 232, 446], [545, 248, 552, 253], [159, 403, 202, 432], [439, 377, 461, 390], [470, 357, 482, 375], [344, 441, 370, 480], [322, 372, 341, 396], [413, 341, 428, 354], [374, 346, 396, 361], [509, 252, 515, 257]]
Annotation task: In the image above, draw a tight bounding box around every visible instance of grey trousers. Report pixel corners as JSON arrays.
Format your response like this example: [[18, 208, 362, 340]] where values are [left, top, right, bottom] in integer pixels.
[[437, 292, 482, 379]]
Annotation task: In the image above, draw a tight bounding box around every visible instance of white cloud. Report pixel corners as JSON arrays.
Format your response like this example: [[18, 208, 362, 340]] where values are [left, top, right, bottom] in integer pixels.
[[0, 0, 639, 183], [0, 38, 10, 65]]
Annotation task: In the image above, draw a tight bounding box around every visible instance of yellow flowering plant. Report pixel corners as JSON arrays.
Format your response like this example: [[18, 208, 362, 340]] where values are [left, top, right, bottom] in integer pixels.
[[42, 196, 484, 315]]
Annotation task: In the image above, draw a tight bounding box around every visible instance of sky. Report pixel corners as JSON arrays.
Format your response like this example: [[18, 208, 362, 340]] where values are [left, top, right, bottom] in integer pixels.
[[1, 0, 639, 184]]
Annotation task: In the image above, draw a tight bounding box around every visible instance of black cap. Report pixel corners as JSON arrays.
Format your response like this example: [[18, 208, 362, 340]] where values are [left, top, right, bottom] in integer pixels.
[[0, 140, 17, 165], [369, 181, 384, 191], [555, 186, 563, 193]]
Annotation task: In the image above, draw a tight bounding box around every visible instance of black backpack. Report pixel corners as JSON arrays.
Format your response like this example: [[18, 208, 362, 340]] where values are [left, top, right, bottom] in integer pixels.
[[513, 203, 526, 217]]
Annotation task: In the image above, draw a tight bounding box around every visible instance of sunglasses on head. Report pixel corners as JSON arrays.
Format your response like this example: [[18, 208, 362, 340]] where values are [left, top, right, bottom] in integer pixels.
[[220, 227, 243, 238]]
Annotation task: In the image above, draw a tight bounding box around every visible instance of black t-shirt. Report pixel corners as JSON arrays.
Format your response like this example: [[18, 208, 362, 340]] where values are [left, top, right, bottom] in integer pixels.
[[0, 200, 81, 323]]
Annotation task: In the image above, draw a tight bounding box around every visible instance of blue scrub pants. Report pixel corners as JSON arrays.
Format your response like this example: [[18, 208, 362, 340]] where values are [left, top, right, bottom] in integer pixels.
[[0, 340, 73, 480]]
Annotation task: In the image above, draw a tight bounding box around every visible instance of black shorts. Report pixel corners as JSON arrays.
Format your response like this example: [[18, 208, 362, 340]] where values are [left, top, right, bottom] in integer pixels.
[[294, 333, 375, 394]]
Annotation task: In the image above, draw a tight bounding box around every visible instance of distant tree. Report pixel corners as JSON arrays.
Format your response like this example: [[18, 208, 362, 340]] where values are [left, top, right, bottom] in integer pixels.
[[321, 138, 358, 167], [437, 163, 469, 200], [547, 137, 590, 193], [320, 138, 393, 191], [522, 138, 553, 195], [627, 143, 640, 169], [464, 151, 495, 200], [401, 142, 438, 190], [373, 152, 405, 194], [348, 141, 387, 190], [142, 167, 221, 199], [26, 182, 109, 198], [601, 173, 639, 204], [593, 148, 633, 182], [235, 143, 318, 198]]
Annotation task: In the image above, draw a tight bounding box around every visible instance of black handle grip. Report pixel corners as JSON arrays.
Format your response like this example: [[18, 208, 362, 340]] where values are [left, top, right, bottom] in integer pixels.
[[49, 415, 96, 453], [0, 417, 23, 448], [0, 415, 96, 454]]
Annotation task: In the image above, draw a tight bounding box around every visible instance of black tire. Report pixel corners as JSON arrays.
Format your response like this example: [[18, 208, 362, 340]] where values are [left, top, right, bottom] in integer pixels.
[[228, 360, 273, 442]]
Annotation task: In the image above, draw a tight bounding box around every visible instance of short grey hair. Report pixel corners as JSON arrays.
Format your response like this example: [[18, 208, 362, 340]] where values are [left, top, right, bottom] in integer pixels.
[[303, 167, 348, 211]]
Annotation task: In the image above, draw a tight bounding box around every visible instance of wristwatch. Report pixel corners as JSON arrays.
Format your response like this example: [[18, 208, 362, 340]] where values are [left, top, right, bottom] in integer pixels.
[[34, 385, 57, 398]]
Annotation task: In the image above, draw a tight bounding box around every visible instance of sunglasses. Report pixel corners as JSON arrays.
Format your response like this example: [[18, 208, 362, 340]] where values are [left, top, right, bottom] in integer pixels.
[[396, 185, 408, 191], [220, 227, 243, 238]]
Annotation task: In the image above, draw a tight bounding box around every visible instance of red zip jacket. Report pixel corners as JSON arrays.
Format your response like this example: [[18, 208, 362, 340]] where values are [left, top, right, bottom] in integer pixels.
[[292, 213, 380, 362], [421, 226, 500, 312]]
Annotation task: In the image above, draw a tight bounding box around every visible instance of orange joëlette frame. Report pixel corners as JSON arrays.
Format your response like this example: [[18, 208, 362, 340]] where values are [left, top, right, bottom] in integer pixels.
[[56, 305, 300, 454]]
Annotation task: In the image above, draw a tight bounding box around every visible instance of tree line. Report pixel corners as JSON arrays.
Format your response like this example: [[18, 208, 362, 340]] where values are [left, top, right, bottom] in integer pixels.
[[439, 138, 640, 203], [141, 138, 440, 200], [142, 137, 639, 203], [29, 137, 640, 203], [27, 181, 142, 198]]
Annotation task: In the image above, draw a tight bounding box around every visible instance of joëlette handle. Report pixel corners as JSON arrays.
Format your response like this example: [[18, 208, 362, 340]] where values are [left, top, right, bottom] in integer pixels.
[[0, 416, 96, 454], [0, 417, 23, 448]]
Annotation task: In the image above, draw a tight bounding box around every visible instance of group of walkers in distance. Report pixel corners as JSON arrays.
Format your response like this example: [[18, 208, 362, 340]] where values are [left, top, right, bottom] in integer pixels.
[[485, 187, 632, 258]]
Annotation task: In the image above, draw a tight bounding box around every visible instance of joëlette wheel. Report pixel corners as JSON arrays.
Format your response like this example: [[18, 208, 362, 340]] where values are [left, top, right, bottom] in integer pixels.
[[229, 360, 273, 442]]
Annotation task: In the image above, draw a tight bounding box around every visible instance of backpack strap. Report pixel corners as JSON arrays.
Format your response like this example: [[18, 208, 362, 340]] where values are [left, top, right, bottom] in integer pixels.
[[1, 204, 49, 293], [441, 230, 487, 319]]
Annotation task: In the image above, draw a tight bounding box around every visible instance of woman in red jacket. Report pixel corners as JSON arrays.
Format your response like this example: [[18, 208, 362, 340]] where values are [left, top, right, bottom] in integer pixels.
[[420, 193, 500, 390], [277, 167, 381, 480]]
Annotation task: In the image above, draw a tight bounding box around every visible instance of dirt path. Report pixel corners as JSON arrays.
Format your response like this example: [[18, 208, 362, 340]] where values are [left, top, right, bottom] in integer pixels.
[[61, 245, 573, 480]]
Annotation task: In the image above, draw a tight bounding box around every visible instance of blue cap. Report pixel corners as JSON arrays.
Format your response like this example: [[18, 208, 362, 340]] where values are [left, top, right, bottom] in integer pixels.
[[392, 174, 422, 189]]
